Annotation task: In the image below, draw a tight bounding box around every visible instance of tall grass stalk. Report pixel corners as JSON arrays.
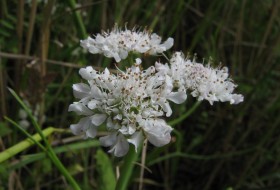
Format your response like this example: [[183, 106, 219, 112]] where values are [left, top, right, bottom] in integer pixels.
[[67, 0, 87, 39], [7, 88, 81, 190]]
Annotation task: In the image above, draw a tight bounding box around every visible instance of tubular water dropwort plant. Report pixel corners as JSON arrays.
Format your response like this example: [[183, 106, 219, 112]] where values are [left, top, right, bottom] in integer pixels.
[[69, 25, 243, 157]]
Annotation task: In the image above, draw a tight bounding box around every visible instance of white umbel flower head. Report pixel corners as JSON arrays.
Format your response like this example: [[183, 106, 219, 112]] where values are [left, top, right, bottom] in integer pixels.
[[156, 52, 244, 105], [69, 25, 244, 157], [80, 25, 174, 62], [69, 59, 186, 157]]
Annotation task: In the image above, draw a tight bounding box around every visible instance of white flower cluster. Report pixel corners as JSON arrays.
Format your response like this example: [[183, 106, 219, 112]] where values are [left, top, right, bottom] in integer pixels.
[[156, 52, 244, 105], [80, 26, 174, 62], [69, 60, 186, 157], [69, 27, 244, 157]]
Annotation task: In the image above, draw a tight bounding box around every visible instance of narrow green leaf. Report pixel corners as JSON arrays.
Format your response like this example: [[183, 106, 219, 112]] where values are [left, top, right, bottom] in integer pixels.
[[9, 140, 101, 170], [0, 124, 54, 163], [0, 122, 12, 137], [95, 149, 116, 190]]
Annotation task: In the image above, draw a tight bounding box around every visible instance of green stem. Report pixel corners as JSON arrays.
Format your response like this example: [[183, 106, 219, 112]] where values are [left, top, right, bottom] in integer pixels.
[[67, 0, 87, 39], [168, 101, 201, 126], [116, 145, 141, 190], [148, 147, 255, 166], [0, 123, 52, 163]]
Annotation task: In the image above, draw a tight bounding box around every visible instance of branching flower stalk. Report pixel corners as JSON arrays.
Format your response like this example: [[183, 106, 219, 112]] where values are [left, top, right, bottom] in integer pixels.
[[69, 25, 244, 157]]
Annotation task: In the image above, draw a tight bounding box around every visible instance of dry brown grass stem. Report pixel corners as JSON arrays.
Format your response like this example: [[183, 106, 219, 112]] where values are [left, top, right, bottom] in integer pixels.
[[139, 139, 148, 190], [0, 52, 117, 73]]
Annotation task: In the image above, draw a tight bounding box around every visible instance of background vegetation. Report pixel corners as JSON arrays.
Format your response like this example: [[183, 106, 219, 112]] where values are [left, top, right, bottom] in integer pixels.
[[0, 0, 280, 189]]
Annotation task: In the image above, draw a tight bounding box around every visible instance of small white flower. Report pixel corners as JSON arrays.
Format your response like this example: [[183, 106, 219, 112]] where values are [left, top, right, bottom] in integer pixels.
[[72, 83, 91, 99], [80, 25, 174, 62], [108, 134, 130, 157], [167, 52, 244, 105], [100, 133, 129, 157], [127, 131, 144, 152], [141, 118, 173, 147], [68, 102, 93, 115], [135, 58, 142, 65], [19, 109, 28, 119], [79, 66, 97, 80], [19, 120, 30, 129], [99, 132, 118, 147], [70, 116, 97, 138], [18, 101, 46, 129]]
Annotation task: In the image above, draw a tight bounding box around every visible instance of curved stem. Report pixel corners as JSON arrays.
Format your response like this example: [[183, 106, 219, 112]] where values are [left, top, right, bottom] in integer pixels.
[[168, 101, 201, 126]]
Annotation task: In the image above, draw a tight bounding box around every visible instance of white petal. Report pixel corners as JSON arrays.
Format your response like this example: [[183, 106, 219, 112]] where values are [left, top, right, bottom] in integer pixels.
[[87, 99, 100, 109], [162, 37, 174, 50], [91, 114, 107, 126], [150, 33, 161, 44], [106, 117, 114, 129], [70, 124, 83, 136], [68, 103, 93, 115], [89, 46, 100, 54], [103, 68, 110, 77], [142, 108, 164, 118], [108, 134, 129, 157], [70, 116, 92, 136], [91, 85, 105, 100], [155, 62, 169, 73], [86, 127, 97, 138], [127, 131, 143, 152], [119, 49, 128, 60], [19, 120, 30, 129], [147, 131, 171, 147], [95, 34, 105, 43], [135, 58, 142, 65], [19, 109, 28, 119], [107, 99, 117, 106], [164, 75, 173, 92], [128, 124, 136, 135], [73, 83, 91, 99], [158, 99, 172, 117], [230, 94, 244, 104], [135, 44, 149, 53], [80, 38, 90, 49], [99, 133, 117, 147], [143, 119, 173, 147], [166, 91, 187, 104], [113, 114, 122, 120], [79, 66, 97, 80], [119, 126, 128, 135], [112, 52, 121, 62]]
